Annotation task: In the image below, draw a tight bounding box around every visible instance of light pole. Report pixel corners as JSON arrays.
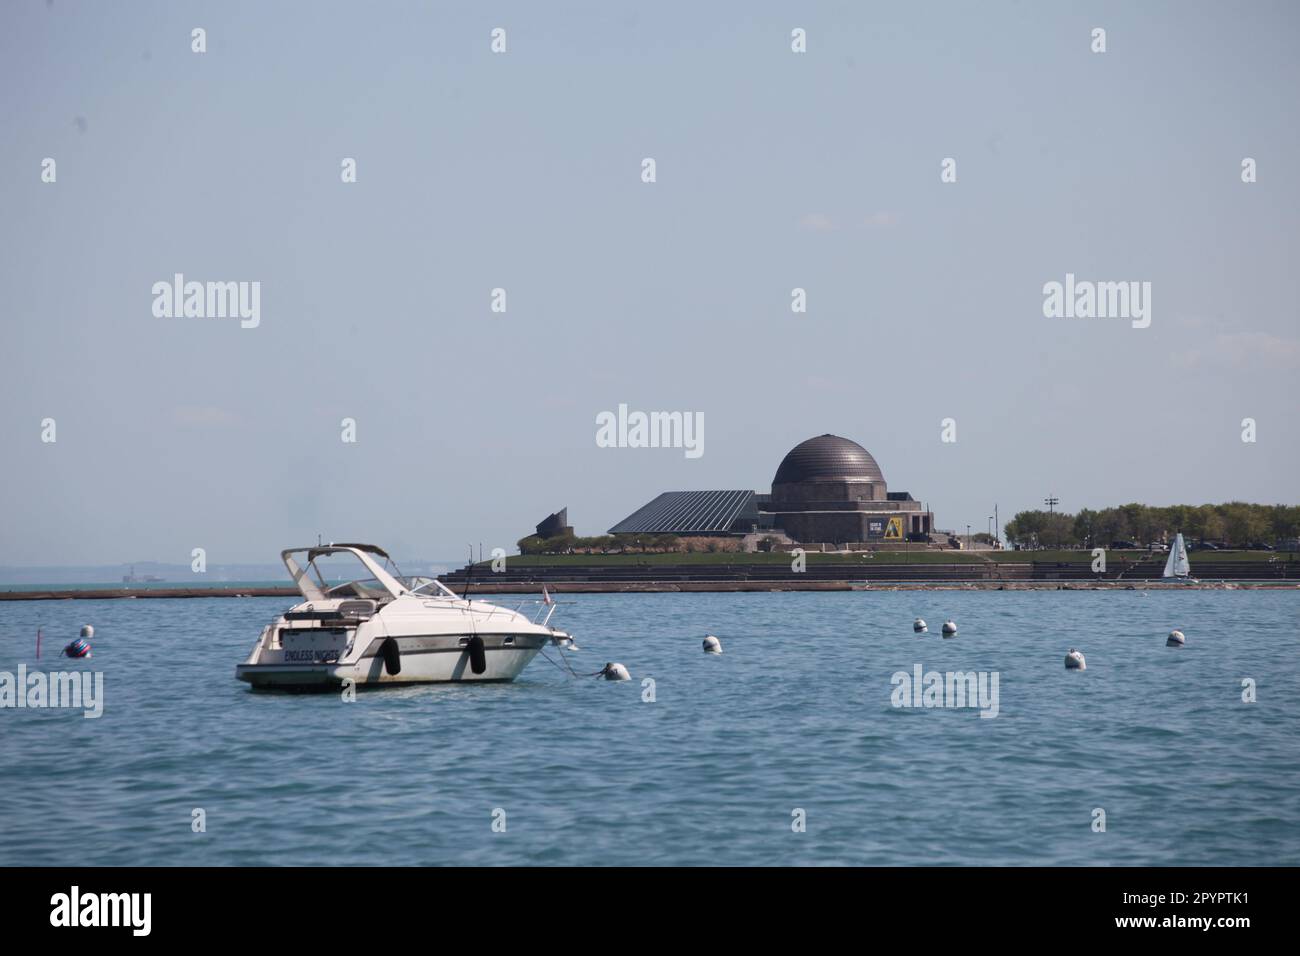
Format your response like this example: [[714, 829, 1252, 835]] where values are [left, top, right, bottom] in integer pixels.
[[967, 524, 971, 551], [1044, 496, 1059, 550], [988, 516, 993, 545]]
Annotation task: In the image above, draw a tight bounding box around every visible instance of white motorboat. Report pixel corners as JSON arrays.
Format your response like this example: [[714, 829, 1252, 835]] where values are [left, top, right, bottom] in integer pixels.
[[236, 544, 573, 690]]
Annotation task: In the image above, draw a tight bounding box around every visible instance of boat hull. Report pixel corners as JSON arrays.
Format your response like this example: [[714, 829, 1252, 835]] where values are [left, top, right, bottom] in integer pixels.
[[236, 632, 548, 690]]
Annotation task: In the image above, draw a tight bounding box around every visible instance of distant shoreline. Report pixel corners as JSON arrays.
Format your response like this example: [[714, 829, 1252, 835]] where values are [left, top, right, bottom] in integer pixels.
[[1, 580, 1295, 600], [0, 586, 299, 601]]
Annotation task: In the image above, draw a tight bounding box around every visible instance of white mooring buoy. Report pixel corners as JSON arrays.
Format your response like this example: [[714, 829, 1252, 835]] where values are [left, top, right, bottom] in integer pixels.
[[941, 620, 958, 638], [80, 624, 94, 639], [702, 635, 722, 654], [601, 662, 631, 681], [913, 618, 928, 633], [1065, 648, 1086, 670], [1166, 629, 1185, 648]]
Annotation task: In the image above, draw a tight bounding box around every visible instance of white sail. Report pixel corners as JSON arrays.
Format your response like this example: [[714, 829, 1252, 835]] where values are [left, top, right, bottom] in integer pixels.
[[1163, 533, 1190, 578]]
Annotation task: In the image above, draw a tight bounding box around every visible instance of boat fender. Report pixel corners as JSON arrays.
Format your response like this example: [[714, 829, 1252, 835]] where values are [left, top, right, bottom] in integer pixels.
[[380, 636, 401, 675], [467, 635, 487, 674]]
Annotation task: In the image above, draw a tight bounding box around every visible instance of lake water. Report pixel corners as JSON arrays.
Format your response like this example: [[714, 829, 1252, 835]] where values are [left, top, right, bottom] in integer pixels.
[[1, 590, 1297, 866]]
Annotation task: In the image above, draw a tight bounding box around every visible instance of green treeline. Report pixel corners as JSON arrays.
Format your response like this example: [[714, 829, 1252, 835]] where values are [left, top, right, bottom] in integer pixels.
[[1004, 502, 1300, 549]]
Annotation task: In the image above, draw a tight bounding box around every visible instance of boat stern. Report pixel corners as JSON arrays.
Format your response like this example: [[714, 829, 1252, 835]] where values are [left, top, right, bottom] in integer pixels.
[[235, 660, 353, 689]]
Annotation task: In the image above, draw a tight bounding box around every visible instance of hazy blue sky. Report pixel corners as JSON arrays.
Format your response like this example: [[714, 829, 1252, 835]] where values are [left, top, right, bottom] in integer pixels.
[[2, 1, 1297, 566]]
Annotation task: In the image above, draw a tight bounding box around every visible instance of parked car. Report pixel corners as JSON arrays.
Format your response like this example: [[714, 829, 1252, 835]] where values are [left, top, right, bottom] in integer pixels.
[[1247, 542, 1275, 551], [1110, 540, 1139, 549], [1148, 543, 1169, 552]]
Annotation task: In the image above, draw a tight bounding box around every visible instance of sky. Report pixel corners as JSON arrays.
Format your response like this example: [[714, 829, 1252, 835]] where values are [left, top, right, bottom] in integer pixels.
[[1, 0, 1297, 566]]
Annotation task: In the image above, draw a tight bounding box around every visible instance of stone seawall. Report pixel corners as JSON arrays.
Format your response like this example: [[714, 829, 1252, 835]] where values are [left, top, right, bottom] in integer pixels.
[[2, 559, 1292, 600]]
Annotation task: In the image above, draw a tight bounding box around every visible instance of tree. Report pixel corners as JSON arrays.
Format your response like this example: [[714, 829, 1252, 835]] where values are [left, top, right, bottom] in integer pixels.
[[1006, 510, 1050, 548], [1073, 508, 1098, 548], [1270, 505, 1300, 541], [1222, 502, 1266, 546], [1093, 507, 1129, 545], [516, 535, 545, 555], [1198, 506, 1225, 543]]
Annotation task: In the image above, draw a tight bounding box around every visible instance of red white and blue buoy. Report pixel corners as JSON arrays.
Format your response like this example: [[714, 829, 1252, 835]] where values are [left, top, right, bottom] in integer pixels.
[[63, 636, 92, 659]]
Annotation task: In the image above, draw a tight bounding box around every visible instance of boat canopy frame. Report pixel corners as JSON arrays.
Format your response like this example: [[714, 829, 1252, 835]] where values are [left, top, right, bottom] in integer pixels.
[[281, 544, 410, 603]]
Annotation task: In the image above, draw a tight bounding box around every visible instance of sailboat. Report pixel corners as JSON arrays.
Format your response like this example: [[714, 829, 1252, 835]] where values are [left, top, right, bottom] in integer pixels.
[[1162, 532, 1196, 583]]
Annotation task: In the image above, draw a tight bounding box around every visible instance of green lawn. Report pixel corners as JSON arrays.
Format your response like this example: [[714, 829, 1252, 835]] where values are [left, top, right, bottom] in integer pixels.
[[1187, 550, 1294, 564]]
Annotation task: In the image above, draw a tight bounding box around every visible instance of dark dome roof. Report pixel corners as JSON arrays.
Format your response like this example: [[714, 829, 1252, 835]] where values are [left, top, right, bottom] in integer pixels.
[[773, 434, 884, 485]]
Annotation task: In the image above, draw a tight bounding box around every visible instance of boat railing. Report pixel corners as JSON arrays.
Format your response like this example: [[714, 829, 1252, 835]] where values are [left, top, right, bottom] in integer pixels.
[[498, 597, 567, 626], [417, 588, 569, 628]]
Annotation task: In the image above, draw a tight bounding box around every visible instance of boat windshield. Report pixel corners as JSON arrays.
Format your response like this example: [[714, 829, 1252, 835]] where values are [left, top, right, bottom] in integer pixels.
[[304, 550, 408, 601], [324, 578, 395, 600], [406, 577, 461, 599]]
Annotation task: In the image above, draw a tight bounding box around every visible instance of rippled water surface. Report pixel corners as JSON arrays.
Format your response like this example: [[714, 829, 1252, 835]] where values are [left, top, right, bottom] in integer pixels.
[[2, 590, 1297, 865]]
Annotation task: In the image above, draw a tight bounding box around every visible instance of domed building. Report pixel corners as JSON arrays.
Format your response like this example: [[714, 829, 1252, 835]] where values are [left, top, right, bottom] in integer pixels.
[[771, 434, 887, 503], [759, 434, 931, 545], [608, 434, 933, 548]]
